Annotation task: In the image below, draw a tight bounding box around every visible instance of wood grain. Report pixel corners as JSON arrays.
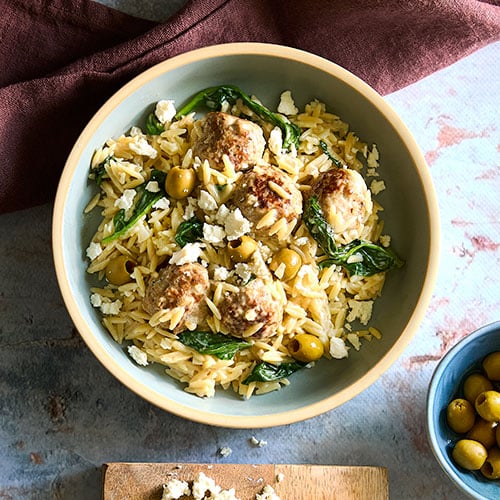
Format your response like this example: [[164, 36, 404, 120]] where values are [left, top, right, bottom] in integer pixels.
[[102, 462, 388, 499]]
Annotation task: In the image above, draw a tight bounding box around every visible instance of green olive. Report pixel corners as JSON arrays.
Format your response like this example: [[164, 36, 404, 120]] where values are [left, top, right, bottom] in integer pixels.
[[497, 424, 500, 448], [463, 372, 493, 405], [289, 333, 324, 363], [452, 439, 488, 470], [475, 391, 500, 422], [165, 166, 196, 199], [270, 248, 302, 281], [483, 352, 500, 381], [227, 236, 258, 263], [105, 255, 136, 285], [467, 418, 498, 449], [481, 446, 500, 480], [446, 398, 476, 434]]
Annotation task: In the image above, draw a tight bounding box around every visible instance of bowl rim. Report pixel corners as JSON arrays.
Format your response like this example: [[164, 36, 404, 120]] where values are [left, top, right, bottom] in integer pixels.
[[52, 42, 440, 428], [426, 321, 500, 499]]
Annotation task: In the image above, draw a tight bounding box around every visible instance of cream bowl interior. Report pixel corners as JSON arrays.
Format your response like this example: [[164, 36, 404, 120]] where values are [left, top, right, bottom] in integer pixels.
[[53, 43, 439, 428]]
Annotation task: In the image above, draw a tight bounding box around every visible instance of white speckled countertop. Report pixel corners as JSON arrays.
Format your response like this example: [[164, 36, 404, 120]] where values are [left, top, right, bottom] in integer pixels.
[[0, 1, 498, 498]]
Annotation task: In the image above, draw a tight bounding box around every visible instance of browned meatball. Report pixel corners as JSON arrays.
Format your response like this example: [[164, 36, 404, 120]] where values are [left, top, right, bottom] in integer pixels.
[[310, 167, 372, 242], [143, 263, 209, 333], [218, 278, 283, 339], [229, 164, 302, 238], [192, 112, 266, 171]]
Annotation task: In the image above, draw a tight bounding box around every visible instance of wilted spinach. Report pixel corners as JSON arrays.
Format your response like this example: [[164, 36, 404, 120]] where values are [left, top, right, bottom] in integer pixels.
[[174, 217, 204, 248], [243, 361, 305, 384], [177, 331, 252, 360]]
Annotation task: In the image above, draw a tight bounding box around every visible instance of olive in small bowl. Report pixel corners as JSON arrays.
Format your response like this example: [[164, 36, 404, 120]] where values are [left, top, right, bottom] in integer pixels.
[[427, 321, 500, 500]]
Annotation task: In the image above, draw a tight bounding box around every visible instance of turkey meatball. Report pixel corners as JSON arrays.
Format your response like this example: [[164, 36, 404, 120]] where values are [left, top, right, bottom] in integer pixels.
[[229, 164, 302, 239], [143, 263, 209, 333], [219, 278, 283, 339], [311, 167, 373, 243], [192, 111, 266, 171]]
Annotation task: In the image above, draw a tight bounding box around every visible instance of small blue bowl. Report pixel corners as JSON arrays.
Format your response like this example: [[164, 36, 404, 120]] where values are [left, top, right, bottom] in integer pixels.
[[427, 321, 500, 499]]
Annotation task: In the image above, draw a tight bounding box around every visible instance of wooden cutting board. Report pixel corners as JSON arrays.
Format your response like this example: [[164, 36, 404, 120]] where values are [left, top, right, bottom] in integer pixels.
[[102, 462, 388, 499]]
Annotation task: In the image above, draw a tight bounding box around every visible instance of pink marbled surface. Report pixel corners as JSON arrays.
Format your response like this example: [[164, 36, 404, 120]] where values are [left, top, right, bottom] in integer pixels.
[[0, 42, 498, 499]]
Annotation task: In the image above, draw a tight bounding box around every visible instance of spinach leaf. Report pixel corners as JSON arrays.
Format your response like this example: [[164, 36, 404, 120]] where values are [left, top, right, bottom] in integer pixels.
[[145, 111, 164, 135], [304, 196, 404, 276], [319, 140, 344, 168], [175, 84, 301, 151], [102, 169, 166, 243], [175, 217, 203, 248], [177, 331, 252, 360], [92, 155, 113, 185], [243, 361, 305, 384]]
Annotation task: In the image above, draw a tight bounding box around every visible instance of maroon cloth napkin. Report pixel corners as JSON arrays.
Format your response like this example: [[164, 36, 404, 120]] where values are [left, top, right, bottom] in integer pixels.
[[1, 0, 499, 214]]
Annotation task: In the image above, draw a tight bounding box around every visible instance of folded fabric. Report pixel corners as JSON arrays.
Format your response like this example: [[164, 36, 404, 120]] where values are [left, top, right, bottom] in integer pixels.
[[1, 0, 499, 213]]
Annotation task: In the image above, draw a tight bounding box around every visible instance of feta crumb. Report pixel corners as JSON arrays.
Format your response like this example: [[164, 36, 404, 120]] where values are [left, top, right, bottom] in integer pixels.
[[192, 472, 221, 499], [347, 333, 362, 351], [370, 179, 386, 195], [198, 190, 218, 211], [203, 223, 226, 245], [161, 478, 190, 500], [129, 135, 158, 158], [183, 197, 198, 220], [152, 197, 170, 210], [277, 90, 298, 115], [155, 99, 176, 124], [86, 241, 102, 261], [234, 263, 252, 283], [224, 208, 251, 240], [329, 336, 349, 359], [250, 436, 268, 447], [276, 473, 285, 483], [367, 144, 379, 168], [256, 484, 280, 500], [146, 180, 160, 193], [114, 189, 136, 211], [268, 127, 283, 155], [379, 234, 391, 247], [213, 265, 230, 281], [218, 446, 232, 457], [215, 204, 230, 224], [90, 293, 123, 315], [347, 299, 373, 325], [129, 126, 142, 137], [127, 345, 149, 366], [169, 242, 202, 265]]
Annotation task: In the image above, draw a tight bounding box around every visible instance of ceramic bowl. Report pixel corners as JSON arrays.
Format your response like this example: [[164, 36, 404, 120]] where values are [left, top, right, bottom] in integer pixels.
[[427, 321, 500, 499], [53, 43, 439, 427]]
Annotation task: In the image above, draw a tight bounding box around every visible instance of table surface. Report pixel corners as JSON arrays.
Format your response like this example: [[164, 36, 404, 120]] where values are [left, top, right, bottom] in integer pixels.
[[1, 2, 499, 498]]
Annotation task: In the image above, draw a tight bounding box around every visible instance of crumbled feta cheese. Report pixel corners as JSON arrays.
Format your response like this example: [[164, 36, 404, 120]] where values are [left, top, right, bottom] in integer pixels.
[[218, 446, 232, 457], [329, 336, 349, 359], [169, 242, 202, 265], [277, 90, 298, 116], [152, 197, 170, 210], [268, 127, 283, 155], [379, 234, 391, 247], [114, 189, 136, 210], [250, 436, 268, 447], [215, 204, 230, 224], [347, 300, 373, 325], [367, 144, 379, 168], [276, 473, 285, 483], [198, 190, 218, 211], [203, 223, 226, 245], [234, 263, 252, 283], [183, 197, 198, 220], [129, 136, 158, 158], [213, 266, 230, 281], [155, 99, 176, 124], [347, 333, 362, 351], [224, 208, 251, 240], [256, 484, 281, 500], [192, 472, 221, 500], [370, 179, 386, 195], [127, 345, 149, 366], [86, 241, 102, 261], [90, 293, 122, 315], [129, 126, 142, 137], [161, 478, 191, 500], [146, 180, 160, 192]]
